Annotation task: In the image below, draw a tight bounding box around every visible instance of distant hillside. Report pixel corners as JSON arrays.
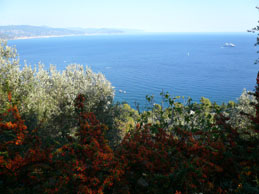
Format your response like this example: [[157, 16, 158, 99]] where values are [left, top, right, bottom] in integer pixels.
[[0, 25, 126, 40]]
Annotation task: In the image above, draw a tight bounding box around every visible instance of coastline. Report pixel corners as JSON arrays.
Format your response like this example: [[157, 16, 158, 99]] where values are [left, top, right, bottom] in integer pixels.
[[14, 34, 81, 40], [10, 33, 124, 40]]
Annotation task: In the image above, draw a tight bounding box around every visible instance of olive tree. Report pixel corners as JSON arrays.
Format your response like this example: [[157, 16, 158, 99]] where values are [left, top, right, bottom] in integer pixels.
[[0, 41, 114, 143]]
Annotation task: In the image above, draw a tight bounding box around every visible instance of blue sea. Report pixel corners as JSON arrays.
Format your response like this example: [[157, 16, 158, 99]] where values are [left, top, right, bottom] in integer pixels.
[[8, 33, 258, 109]]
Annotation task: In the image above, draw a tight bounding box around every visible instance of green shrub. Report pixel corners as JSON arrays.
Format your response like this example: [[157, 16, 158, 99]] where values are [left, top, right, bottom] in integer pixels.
[[225, 89, 258, 139], [0, 40, 114, 144]]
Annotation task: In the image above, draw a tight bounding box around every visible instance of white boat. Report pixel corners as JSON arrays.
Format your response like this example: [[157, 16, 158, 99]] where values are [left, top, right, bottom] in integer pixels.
[[224, 43, 236, 47]]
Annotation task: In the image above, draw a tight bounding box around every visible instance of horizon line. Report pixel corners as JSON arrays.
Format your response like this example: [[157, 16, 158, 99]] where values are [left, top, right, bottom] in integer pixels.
[[0, 24, 253, 34]]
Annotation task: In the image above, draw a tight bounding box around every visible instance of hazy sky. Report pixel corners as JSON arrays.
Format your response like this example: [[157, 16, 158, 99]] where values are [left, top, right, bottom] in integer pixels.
[[0, 0, 258, 32]]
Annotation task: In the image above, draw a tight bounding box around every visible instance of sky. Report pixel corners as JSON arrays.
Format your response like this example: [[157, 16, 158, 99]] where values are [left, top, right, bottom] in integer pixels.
[[0, 0, 258, 32]]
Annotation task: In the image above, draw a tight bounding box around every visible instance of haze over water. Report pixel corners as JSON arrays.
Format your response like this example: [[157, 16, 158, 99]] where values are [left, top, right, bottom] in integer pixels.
[[9, 33, 258, 109]]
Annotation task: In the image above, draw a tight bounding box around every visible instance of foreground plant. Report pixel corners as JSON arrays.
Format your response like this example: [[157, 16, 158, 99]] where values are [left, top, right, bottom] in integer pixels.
[[116, 73, 259, 194], [0, 40, 114, 144], [0, 72, 258, 193], [49, 94, 123, 193], [0, 92, 53, 193]]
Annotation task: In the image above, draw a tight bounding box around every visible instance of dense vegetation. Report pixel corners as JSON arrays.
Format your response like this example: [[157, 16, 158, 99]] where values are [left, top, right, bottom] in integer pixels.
[[0, 30, 259, 194]]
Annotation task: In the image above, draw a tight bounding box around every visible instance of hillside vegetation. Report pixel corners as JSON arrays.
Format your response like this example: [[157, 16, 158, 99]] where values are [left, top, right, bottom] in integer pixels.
[[0, 40, 258, 193]]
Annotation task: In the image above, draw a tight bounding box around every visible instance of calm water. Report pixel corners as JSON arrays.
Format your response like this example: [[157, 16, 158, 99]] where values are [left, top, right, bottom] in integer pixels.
[[8, 33, 258, 108]]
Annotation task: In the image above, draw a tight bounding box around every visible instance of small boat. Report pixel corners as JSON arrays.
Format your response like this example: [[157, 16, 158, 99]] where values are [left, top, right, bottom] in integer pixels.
[[224, 43, 236, 47], [119, 89, 127, 94]]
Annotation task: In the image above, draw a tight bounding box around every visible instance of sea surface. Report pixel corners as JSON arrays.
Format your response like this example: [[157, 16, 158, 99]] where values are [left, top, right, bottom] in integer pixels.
[[8, 33, 258, 109]]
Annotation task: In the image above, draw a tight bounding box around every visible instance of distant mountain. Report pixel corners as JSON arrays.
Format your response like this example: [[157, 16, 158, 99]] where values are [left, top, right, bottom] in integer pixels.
[[67, 27, 124, 34], [67, 27, 144, 34], [0, 25, 130, 40]]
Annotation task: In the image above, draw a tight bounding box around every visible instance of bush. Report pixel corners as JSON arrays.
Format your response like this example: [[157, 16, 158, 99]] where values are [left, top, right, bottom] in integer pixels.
[[0, 93, 123, 194], [139, 93, 223, 133], [0, 40, 114, 144], [1, 74, 258, 193], [1, 40, 258, 194], [225, 89, 258, 139]]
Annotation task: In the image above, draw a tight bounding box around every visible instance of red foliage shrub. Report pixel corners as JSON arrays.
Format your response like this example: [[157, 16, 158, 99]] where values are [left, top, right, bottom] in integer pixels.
[[47, 94, 124, 194], [0, 72, 258, 193], [116, 115, 258, 193], [115, 72, 259, 194], [0, 94, 53, 193], [0, 94, 123, 193]]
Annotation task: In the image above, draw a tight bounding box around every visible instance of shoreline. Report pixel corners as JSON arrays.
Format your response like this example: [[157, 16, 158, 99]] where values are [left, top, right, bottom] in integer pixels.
[[10, 33, 124, 40]]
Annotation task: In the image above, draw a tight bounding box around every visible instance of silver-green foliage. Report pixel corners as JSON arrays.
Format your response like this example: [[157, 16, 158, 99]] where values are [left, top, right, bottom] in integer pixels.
[[0, 41, 114, 139], [226, 89, 257, 139]]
